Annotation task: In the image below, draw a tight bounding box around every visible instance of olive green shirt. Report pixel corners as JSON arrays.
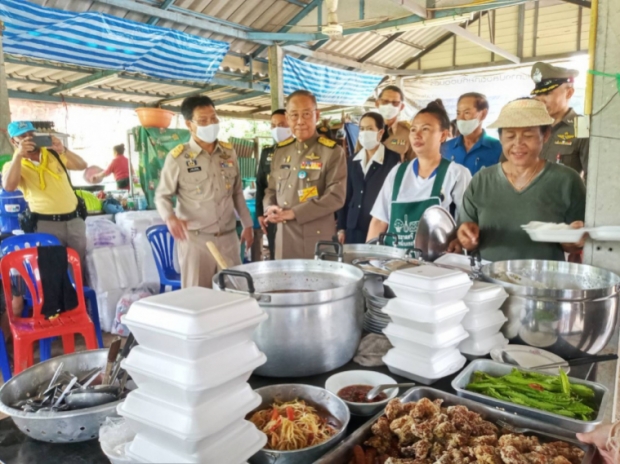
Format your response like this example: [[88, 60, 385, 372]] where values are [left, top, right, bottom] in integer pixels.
[[459, 162, 586, 262]]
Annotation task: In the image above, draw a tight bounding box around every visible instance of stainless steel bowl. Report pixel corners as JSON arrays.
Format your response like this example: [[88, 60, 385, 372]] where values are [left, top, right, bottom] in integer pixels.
[[0, 350, 122, 443], [249, 384, 350, 464], [481, 260, 620, 301]]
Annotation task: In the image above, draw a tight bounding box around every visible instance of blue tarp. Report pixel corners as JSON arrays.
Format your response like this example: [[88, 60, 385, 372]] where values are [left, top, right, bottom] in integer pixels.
[[281, 55, 383, 106], [0, 0, 229, 83]]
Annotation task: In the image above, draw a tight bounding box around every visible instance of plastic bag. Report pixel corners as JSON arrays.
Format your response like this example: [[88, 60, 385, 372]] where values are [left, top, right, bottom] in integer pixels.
[[99, 416, 136, 463], [86, 218, 130, 251], [112, 285, 158, 336]]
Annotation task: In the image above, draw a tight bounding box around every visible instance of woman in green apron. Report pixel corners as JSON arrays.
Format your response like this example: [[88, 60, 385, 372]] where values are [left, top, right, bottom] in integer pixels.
[[367, 100, 472, 249]]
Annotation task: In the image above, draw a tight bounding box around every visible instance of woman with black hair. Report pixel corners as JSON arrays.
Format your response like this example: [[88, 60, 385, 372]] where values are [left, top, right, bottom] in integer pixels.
[[93, 143, 131, 190], [367, 100, 472, 249], [337, 112, 401, 244]]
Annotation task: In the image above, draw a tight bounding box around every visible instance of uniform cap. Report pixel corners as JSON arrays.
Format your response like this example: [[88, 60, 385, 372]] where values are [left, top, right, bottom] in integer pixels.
[[531, 62, 578, 95], [488, 99, 554, 129], [7, 121, 35, 138]]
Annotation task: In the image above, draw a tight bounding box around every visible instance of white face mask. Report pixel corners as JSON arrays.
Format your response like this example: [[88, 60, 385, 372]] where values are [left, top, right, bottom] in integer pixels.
[[358, 130, 381, 151], [456, 118, 480, 136], [194, 123, 220, 143], [378, 104, 400, 121], [271, 127, 292, 144]]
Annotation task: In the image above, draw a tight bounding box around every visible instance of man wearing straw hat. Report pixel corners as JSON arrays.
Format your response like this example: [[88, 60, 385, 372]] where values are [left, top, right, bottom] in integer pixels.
[[530, 62, 589, 177], [457, 99, 586, 263]]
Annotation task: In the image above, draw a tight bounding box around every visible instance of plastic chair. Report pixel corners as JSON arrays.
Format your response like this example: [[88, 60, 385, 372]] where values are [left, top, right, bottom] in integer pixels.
[[0, 247, 98, 374], [0, 335, 11, 382], [146, 225, 181, 293], [0, 233, 104, 353]]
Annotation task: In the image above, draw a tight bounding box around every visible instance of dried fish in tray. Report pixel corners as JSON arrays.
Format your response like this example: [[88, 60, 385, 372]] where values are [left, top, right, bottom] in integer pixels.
[[315, 387, 595, 464]]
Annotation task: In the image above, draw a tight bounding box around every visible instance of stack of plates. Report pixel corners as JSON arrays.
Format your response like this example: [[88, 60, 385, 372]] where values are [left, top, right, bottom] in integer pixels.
[[362, 286, 393, 334]]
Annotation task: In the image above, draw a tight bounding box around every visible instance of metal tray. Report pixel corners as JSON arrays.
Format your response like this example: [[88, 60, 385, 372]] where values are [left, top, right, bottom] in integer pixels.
[[315, 386, 595, 464], [452, 359, 609, 433]]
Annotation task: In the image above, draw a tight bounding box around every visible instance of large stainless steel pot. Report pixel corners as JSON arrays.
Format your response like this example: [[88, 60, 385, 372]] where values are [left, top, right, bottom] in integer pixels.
[[314, 237, 406, 265], [213, 259, 364, 377], [481, 260, 620, 358]]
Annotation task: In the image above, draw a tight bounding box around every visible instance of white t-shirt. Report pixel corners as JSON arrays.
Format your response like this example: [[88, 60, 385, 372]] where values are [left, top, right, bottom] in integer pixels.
[[370, 160, 472, 224]]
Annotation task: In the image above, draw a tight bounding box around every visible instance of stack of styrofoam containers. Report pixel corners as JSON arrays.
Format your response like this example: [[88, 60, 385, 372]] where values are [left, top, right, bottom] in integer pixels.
[[381, 265, 472, 385], [119, 287, 269, 463], [459, 281, 510, 359]]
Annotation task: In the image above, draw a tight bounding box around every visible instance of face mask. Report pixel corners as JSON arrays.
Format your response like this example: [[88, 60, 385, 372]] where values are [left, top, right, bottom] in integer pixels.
[[358, 130, 381, 151], [378, 104, 400, 121], [195, 123, 220, 143], [456, 118, 480, 136], [271, 127, 292, 143]]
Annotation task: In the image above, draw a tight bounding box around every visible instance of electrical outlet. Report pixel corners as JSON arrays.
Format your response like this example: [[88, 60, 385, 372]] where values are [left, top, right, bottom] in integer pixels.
[[574, 115, 590, 138]]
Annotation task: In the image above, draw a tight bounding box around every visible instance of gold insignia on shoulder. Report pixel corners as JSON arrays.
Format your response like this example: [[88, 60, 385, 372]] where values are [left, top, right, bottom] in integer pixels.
[[170, 144, 185, 158], [318, 136, 336, 148], [220, 154, 231, 160], [219, 141, 233, 149], [277, 138, 295, 148], [398, 121, 411, 129]]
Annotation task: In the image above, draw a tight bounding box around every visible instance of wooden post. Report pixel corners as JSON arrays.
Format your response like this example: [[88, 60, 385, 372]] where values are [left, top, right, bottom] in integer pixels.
[[268, 45, 284, 111], [0, 21, 14, 155]]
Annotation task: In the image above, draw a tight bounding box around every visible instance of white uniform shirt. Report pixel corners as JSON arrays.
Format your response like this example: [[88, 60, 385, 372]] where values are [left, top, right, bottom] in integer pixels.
[[354, 144, 385, 177], [370, 160, 472, 224]]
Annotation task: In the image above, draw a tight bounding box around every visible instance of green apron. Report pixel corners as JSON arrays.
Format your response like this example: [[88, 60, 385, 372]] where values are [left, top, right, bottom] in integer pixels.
[[387, 158, 451, 249]]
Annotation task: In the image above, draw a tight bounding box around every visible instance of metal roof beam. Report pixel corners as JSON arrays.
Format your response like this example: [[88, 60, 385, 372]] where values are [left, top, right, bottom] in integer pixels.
[[358, 32, 405, 63], [284, 0, 310, 7], [388, 0, 428, 18], [561, 0, 591, 8], [44, 70, 119, 95], [442, 23, 520, 63], [282, 45, 422, 75], [252, 0, 323, 59], [216, 91, 267, 106], [146, 0, 175, 26]]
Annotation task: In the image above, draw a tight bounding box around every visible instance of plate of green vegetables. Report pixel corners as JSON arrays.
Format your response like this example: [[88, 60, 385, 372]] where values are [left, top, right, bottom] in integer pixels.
[[466, 368, 597, 421]]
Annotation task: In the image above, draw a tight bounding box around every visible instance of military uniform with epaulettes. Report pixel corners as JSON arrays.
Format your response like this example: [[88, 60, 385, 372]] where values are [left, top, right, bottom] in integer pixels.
[[264, 134, 347, 260], [155, 138, 253, 288]]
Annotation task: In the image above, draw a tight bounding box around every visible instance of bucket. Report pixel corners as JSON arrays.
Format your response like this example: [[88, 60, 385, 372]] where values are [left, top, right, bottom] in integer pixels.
[[0, 190, 28, 234]]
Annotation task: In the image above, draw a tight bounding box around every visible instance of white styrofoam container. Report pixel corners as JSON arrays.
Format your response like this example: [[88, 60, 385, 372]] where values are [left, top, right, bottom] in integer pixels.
[[459, 332, 509, 359], [386, 265, 471, 290], [385, 280, 473, 306], [122, 342, 266, 406], [383, 347, 466, 385], [382, 299, 468, 333], [382, 323, 469, 358], [118, 384, 261, 452], [462, 310, 508, 340], [126, 421, 266, 464], [123, 287, 265, 338], [463, 281, 509, 314]]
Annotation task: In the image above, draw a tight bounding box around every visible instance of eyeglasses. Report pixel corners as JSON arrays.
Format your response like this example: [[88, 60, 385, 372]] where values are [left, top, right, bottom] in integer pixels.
[[288, 111, 315, 121], [378, 99, 402, 107]]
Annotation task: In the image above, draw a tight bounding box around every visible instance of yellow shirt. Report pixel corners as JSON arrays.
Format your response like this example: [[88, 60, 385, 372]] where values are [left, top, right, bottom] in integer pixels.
[[2, 149, 78, 214]]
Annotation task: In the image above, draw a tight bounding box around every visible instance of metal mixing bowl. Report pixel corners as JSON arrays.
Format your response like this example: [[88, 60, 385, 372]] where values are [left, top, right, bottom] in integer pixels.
[[248, 384, 350, 464], [0, 350, 123, 443]]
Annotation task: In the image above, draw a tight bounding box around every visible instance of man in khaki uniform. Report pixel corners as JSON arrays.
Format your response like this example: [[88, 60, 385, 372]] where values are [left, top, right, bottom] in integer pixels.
[[376, 85, 414, 161], [264, 90, 347, 260], [155, 96, 253, 288], [531, 62, 589, 176]]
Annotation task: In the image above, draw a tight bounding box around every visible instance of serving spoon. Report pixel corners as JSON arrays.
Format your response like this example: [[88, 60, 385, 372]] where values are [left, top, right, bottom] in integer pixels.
[[366, 383, 417, 401]]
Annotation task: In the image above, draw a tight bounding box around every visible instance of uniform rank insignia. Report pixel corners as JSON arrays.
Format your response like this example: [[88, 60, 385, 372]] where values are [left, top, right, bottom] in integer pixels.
[[219, 141, 233, 149], [318, 136, 336, 148], [186, 159, 197, 167], [305, 153, 320, 160], [171, 144, 185, 158], [220, 160, 234, 169], [301, 161, 322, 170]]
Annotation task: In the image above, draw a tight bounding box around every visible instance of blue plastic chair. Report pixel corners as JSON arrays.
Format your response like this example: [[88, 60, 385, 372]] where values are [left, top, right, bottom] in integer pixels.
[[146, 225, 181, 293], [0, 234, 104, 372]]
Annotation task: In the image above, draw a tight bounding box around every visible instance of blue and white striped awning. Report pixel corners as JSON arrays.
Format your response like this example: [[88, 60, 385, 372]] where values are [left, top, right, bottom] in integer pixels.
[[282, 55, 383, 106], [0, 0, 230, 83]]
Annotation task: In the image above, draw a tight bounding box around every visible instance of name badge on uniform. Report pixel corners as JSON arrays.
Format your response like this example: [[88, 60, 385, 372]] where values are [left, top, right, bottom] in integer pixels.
[[220, 160, 234, 169], [298, 186, 319, 203], [188, 166, 202, 173], [300, 161, 322, 170], [280, 164, 291, 170]]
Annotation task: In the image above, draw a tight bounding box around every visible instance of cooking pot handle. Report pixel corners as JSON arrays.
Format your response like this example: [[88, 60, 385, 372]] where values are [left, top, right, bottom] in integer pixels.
[[314, 240, 343, 262], [406, 247, 424, 260], [217, 269, 255, 294], [378, 233, 399, 247]]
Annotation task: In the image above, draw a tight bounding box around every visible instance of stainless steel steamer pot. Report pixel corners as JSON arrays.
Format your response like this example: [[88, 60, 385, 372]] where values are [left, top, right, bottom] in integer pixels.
[[213, 259, 364, 377], [480, 260, 620, 357]]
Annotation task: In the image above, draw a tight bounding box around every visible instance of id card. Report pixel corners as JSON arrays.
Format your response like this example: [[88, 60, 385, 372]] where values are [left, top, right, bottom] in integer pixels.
[[298, 186, 319, 203]]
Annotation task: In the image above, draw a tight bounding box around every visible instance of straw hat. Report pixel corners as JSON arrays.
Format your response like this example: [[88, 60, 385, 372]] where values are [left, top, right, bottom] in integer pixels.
[[487, 99, 554, 129]]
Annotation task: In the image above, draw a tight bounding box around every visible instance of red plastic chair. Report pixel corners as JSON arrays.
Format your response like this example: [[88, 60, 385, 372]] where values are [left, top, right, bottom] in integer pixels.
[[0, 247, 98, 374]]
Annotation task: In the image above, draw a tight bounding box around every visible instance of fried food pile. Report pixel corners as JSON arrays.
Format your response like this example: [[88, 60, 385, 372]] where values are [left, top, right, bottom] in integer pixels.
[[350, 398, 585, 464]]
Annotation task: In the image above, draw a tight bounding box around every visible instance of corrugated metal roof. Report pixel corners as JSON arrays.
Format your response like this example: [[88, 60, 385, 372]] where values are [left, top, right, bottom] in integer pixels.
[[5, 0, 589, 118]]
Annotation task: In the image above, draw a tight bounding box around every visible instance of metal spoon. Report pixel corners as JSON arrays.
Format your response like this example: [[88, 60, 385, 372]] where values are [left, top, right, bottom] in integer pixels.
[[65, 391, 117, 409], [501, 350, 522, 367], [366, 383, 417, 401]]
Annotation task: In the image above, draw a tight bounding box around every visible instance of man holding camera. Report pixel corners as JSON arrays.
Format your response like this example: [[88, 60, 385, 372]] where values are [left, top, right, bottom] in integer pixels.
[[2, 121, 88, 262]]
